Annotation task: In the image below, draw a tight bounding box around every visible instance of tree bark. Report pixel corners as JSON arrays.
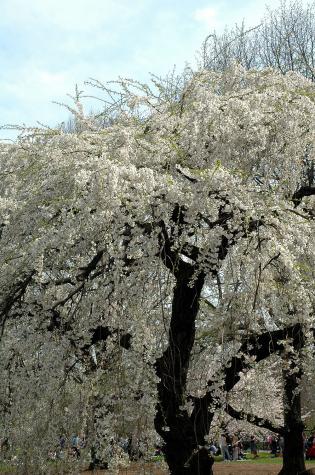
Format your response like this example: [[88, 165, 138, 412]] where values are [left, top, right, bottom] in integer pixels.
[[154, 265, 214, 474], [279, 368, 306, 475]]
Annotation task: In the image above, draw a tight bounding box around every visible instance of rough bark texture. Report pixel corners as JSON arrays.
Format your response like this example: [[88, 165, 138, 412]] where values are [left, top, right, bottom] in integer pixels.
[[154, 264, 214, 474], [279, 368, 306, 475]]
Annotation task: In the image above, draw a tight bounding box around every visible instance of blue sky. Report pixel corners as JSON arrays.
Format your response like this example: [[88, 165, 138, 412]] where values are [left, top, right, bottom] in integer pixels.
[[0, 0, 283, 140]]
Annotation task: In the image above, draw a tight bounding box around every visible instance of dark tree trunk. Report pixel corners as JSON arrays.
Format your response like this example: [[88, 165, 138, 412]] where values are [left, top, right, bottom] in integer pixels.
[[153, 210, 306, 474], [154, 265, 214, 474], [279, 368, 306, 475], [161, 429, 214, 475]]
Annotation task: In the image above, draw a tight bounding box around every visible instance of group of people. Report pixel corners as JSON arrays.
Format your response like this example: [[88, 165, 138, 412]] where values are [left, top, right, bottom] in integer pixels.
[[218, 434, 250, 461], [266, 435, 284, 457], [215, 432, 315, 461], [218, 434, 275, 461], [49, 433, 86, 460]]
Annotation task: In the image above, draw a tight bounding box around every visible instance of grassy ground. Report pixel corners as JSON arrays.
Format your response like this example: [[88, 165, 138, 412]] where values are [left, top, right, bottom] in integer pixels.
[[214, 450, 315, 465], [0, 462, 14, 473], [1, 453, 315, 474]]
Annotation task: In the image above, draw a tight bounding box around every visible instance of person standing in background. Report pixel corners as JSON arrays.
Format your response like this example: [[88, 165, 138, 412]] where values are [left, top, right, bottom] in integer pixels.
[[232, 434, 239, 461], [250, 436, 259, 459], [220, 434, 230, 462]]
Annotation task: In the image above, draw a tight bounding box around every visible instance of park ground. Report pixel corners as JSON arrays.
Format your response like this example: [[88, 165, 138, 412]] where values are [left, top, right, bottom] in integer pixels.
[[82, 453, 315, 475], [84, 464, 315, 475], [1, 453, 315, 474]]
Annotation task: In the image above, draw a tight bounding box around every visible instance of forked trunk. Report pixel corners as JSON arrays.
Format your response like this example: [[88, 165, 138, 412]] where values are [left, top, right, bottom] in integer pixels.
[[154, 265, 214, 474]]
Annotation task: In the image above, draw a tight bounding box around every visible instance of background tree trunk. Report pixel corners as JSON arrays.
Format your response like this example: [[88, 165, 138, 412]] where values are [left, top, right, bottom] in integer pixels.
[[279, 368, 306, 475]]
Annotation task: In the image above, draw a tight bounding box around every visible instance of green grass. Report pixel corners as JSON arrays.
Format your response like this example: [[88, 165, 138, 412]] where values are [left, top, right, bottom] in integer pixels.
[[151, 455, 165, 462], [214, 451, 315, 465], [0, 462, 15, 474]]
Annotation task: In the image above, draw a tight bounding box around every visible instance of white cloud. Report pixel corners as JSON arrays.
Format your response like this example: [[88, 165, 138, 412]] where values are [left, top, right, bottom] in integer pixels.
[[193, 6, 217, 28]]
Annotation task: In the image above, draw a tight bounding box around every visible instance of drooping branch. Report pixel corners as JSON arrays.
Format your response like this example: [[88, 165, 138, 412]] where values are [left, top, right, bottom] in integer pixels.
[[225, 403, 284, 435], [189, 324, 305, 434], [223, 324, 304, 392]]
